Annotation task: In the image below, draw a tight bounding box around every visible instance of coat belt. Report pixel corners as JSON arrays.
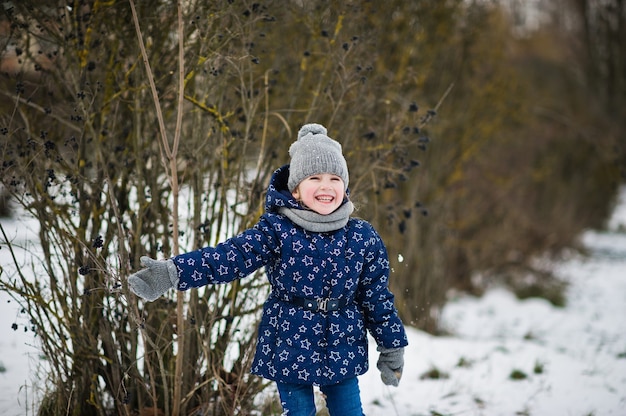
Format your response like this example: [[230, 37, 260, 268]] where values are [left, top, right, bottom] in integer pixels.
[[290, 296, 350, 312]]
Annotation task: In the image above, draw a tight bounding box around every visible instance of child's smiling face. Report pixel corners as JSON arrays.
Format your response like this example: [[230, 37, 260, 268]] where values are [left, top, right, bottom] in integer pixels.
[[291, 173, 345, 215]]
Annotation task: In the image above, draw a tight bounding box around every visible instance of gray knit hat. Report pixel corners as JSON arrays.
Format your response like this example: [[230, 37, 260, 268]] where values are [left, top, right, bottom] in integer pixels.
[[288, 123, 349, 192]]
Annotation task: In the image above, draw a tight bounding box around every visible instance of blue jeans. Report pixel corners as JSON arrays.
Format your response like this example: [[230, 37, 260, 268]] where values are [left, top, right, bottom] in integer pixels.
[[276, 377, 364, 416]]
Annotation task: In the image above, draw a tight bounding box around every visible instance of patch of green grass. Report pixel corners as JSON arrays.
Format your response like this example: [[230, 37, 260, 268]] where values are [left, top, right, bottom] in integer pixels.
[[509, 369, 528, 380], [512, 279, 568, 307], [523, 331, 537, 341], [456, 356, 473, 368], [0, 362, 5, 373], [420, 366, 450, 380], [533, 360, 545, 374]]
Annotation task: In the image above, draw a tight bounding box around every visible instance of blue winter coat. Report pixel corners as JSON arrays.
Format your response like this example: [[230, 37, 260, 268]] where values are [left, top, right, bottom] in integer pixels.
[[173, 165, 408, 386]]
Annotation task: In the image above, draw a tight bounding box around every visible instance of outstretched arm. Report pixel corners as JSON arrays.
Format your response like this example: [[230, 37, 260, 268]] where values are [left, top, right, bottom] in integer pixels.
[[128, 214, 281, 301]]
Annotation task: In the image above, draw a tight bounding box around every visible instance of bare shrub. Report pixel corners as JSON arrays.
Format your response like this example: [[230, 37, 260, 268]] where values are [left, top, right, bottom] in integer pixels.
[[0, 1, 621, 414]]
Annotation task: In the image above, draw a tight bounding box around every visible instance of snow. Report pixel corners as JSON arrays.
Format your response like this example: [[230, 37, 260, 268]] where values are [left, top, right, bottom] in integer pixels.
[[359, 186, 626, 415], [1, 186, 626, 415], [0, 214, 43, 415]]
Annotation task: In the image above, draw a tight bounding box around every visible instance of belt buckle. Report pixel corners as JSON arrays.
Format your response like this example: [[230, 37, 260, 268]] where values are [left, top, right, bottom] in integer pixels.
[[327, 299, 339, 311], [317, 298, 339, 312]]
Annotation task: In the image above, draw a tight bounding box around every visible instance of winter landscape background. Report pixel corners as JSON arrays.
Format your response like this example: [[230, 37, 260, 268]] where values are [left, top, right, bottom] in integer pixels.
[[2, 188, 625, 415], [2, 1, 624, 414]]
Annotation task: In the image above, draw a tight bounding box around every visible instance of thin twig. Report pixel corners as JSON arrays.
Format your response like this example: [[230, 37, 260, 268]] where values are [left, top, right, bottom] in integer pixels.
[[128, 1, 181, 415], [128, 0, 172, 164], [0, 90, 82, 133], [172, 2, 186, 415]]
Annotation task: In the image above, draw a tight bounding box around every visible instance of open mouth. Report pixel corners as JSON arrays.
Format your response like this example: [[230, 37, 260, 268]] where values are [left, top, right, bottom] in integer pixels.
[[316, 195, 334, 203]]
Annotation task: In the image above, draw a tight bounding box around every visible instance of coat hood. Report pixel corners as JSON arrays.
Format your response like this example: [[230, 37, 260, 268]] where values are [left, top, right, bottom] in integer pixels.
[[265, 165, 301, 213]]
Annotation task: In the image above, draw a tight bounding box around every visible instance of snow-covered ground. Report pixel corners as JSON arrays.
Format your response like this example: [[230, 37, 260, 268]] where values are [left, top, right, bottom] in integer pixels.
[[0, 213, 43, 415], [360, 187, 626, 415], [1, 187, 626, 415]]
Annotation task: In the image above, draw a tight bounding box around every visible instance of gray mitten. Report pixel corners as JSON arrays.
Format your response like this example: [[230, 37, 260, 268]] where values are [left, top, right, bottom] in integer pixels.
[[377, 347, 404, 387], [128, 256, 179, 302]]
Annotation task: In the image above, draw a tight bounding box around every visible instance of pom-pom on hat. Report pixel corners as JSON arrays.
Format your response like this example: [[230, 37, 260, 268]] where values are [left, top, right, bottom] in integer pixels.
[[288, 123, 349, 192]]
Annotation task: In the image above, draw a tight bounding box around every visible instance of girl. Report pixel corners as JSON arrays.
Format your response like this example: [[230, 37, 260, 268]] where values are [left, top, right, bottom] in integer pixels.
[[129, 123, 408, 416]]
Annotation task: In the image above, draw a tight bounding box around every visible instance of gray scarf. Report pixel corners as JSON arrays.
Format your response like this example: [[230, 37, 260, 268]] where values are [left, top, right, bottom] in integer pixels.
[[279, 201, 354, 232]]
